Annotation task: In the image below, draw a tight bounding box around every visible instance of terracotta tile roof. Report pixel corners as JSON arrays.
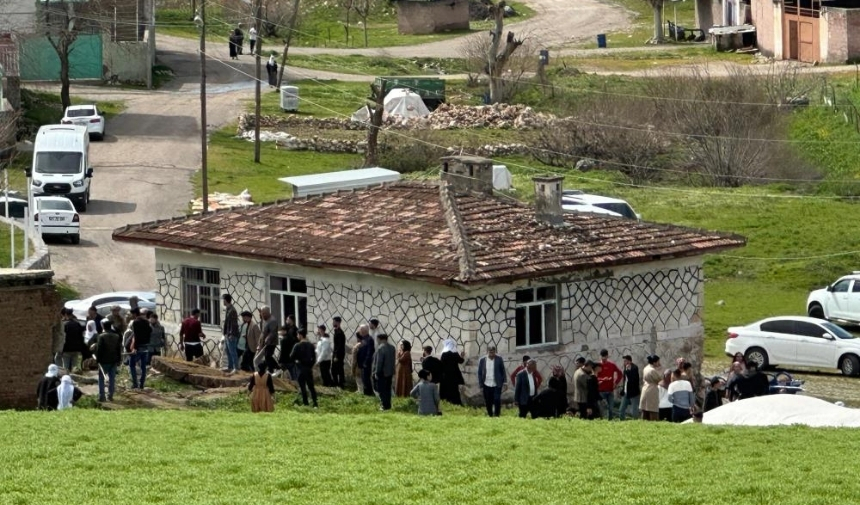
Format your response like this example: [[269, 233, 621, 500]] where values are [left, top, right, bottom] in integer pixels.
[[113, 181, 746, 286]]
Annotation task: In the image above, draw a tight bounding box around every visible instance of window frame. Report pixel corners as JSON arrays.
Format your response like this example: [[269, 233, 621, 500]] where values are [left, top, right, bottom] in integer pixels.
[[180, 266, 221, 326], [514, 285, 560, 349], [267, 274, 309, 329], [832, 279, 851, 293]]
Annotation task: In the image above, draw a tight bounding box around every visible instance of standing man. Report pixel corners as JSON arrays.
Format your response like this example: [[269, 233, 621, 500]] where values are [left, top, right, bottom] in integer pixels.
[[179, 308, 206, 362], [372, 334, 396, 411], [369, 318, 382, 341], [618, 355, 641, 421], [315, 324, 334, 387], [258, 306, 280, 375], [359, 325, 376, 396], [128, 308, 152, 389], [289, 327, 318, 408], [510, 355, 543, 390], [514, 359, 538, 418], [240, 311, 261, 372], [477, 345, 507, 417], [108, 305, 126, 338], [61, 308, 86, 372], [248, 25, 257, 54], [586, 361, 602, 420], [420, 346, 443, 385], [331, 316, 347, 388], [596, 349, 623, 420], [93, 320, 121, 402], [222, 294, 240, 374], [278, 315, 299, 379], [573, 360, 590, 419]]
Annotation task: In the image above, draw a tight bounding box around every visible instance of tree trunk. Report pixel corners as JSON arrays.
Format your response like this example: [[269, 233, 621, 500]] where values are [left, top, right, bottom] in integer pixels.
[[59, 39, 72, 110], [364, 83, 384, 167], [363, 17, 368, 48], [486, 1, 521, 104], [276, 0, 301, 89], [652, 2, 664, 43]]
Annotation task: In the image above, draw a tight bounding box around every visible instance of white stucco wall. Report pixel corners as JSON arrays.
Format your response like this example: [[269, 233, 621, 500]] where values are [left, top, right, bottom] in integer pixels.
[[0, 0, 38, 34], [154, 248, 705, 395]]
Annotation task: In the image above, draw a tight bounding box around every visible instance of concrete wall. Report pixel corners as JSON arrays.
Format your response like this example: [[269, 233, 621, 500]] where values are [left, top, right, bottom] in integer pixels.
[[696, 0, 715, 30], [397, 0, 470, 35], [821, 7, 860, 63], [154, 248, 706, 395], [0, 0, 38, 34], [102, 28, 154, 87], [751, 0, 777, 56], [0, 269, 61, 409]]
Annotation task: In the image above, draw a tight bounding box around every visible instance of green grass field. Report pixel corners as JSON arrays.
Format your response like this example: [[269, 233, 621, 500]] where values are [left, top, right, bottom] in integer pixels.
[[1, 409, 857, 504]]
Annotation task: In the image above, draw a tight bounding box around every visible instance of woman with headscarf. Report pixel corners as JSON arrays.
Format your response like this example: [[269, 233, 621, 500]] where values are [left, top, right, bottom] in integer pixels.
[[54, 375, 83, 410], [395, 340, 414, 397], [228, 30, 239, 60], [36, 364, 61, 410], [85, 320, 99, 347], [248, 362, 275, 413], [266, 55, 278, 87], [639, 355, 663, 421], [439, 338, 465, 405], [548, 365, 568, 416]]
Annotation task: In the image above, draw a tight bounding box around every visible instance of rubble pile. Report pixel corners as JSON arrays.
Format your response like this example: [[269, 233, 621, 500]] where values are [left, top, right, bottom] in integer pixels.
[[238, 103, 555, 133], [190, 190, 253, 212]]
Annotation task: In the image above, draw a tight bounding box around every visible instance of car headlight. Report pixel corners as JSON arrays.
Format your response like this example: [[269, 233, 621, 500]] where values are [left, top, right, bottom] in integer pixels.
[[32, 180, 42, 187], [72, 180, 84, 187]]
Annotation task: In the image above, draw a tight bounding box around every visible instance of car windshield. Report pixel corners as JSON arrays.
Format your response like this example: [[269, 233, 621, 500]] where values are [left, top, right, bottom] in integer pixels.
[[67, 108, 95, 117], [38, 199, 74, 211], [822, 322, 856, 340], [34, 152, 81, 174], [594, 203, 636, 219]]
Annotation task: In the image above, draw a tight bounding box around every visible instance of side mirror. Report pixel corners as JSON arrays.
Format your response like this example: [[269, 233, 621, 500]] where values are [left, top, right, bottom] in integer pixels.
[[826, 284, 833, 292], [86, 168, 93, 178], [822, 333, 835, 341]]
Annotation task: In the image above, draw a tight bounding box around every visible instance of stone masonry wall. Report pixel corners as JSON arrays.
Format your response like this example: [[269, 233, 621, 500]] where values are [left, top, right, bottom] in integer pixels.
[[154, 249, 704, 395], [0, 270, 61, 409]]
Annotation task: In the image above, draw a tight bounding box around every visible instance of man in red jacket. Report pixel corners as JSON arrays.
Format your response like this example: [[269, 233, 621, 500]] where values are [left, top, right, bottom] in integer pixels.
[[179, 309, 206, 362], [596, 349, 622, 420], [510, 355, 543, 391]]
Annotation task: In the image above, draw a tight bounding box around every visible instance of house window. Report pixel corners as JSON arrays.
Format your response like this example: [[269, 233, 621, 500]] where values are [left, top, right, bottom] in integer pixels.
[[269, 275, 308, 329], [181, 267, 221, 326], [515, 286, 558, 347]]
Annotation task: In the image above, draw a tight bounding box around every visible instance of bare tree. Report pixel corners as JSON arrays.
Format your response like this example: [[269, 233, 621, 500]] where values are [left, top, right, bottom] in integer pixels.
[[364, 82, 384, 166], [341, 0, 355, 45], [486, 1, 522, 103], [353, 0, 374, 48], [40, 0, 83, 110], [461, 27, 535, 101], [644, 0, 664, 43]]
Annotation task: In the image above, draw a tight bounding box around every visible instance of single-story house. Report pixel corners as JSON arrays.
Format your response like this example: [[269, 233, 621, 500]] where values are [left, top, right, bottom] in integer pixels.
[[704, 0, 860, 63], [112, 156, 745, 395], [395, 0, 470, 35]]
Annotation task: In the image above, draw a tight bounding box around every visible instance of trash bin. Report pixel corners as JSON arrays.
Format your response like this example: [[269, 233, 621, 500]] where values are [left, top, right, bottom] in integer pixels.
[[597, 34, 607, 48], [280, 85, 299, 112]]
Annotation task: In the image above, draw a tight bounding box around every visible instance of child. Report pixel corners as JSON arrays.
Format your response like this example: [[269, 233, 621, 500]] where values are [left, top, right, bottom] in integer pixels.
[[410, 369, 440, 416]]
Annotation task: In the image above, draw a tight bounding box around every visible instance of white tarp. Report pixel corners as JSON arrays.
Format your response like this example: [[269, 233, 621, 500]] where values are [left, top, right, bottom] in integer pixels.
[[351, 88, 430, 122], [493, 164, 512, 190], [700, 394, 860, 428]]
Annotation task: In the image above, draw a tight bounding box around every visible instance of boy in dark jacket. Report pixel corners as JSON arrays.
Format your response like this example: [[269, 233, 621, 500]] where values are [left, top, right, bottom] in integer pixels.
[[585, 361, 602, 420]]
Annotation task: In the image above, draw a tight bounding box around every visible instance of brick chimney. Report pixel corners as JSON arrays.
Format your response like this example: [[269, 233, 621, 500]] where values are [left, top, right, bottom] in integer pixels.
[[441, 155, 494, 196], [533, 175, 564, 226]]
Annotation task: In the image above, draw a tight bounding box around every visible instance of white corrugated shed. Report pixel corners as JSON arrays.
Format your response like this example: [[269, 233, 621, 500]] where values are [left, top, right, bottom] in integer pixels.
[[279, 167, 401, 197]]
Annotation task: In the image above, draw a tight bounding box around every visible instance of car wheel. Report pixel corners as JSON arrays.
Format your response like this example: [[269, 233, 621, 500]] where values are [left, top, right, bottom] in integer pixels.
[[808, 303, 825, 319], [77, 198, 87, 212], [840, 355, 860, 377], [70, 234, 80, 245], [744, 347, 769, 369]]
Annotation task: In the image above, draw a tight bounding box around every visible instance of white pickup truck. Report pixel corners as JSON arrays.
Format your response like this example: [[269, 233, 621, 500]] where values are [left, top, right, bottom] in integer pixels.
[[807, 273, 860, 324]]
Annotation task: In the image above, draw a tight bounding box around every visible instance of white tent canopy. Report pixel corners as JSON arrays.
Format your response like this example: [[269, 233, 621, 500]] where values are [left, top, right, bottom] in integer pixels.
[[351, 88, 430, 122]]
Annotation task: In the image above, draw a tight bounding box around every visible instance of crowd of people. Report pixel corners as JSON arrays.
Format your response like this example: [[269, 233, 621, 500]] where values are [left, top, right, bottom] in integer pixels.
[[38, 292, 775, 417]]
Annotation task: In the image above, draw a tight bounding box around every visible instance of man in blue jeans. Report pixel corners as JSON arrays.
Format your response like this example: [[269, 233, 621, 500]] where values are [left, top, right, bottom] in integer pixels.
[[94, 319, 122, 401], [128, 308, 152, 390], [221, 293, 240, 374], [618, 354, 641, 421], [477, 345, 507, 417], [596, 349, 623, 420]]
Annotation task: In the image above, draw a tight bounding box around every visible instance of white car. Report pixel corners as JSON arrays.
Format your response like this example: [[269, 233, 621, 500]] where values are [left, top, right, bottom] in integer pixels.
[[725, 316, 860, 376], [562, 190, 641, 220], [65, 291, 157, 321], [34, 196, 80, 244], [807, 273, 860, 324], [61, 105, 105, 140], [562, 199, 623, 218]]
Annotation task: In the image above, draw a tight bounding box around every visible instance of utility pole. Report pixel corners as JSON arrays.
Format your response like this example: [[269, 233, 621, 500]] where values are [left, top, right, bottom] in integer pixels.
[[198, 0, 209, 213], [254, 0, 263, 163]]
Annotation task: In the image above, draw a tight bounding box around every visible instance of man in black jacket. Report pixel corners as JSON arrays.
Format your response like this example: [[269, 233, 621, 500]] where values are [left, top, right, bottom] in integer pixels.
[[618, 355, 641, 421], [128, 308, 152, 389], [61, 309, 86, 372], [585, 361, 602, 420], [331, 316, 346, 388], [731, 361, 770, 400], [289, 328, 318, 408], [278, 315, 299, 379], [94, 320, 122, 402]]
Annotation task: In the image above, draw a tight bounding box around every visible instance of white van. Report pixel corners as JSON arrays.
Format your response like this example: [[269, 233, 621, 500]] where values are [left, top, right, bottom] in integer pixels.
[[31, 125, 93, 212]]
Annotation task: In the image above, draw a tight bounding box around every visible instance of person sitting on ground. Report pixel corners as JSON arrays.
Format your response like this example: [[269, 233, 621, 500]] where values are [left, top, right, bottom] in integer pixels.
[[36, 364, 61, 410], [657, 369, 674, 421], [410, 369, 440, 416], [725, 361, 745, 402], [53, 375, 83, 410], [248, 362, 275, 413], [531, 367, 567, 419]]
